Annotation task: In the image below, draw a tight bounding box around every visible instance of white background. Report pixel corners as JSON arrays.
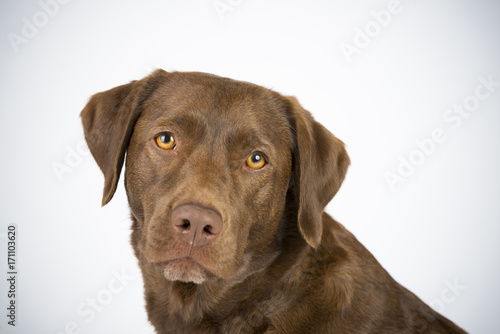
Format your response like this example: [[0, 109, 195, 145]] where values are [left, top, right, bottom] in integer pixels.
[[1, 0, 499, 333]]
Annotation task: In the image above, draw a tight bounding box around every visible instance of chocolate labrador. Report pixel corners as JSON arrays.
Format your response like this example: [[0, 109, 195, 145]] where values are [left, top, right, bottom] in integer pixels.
[[81, 70, 465, 333]]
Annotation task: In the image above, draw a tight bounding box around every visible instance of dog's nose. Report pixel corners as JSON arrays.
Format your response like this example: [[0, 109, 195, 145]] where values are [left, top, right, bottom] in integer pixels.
[[171, 204, 223, 247]]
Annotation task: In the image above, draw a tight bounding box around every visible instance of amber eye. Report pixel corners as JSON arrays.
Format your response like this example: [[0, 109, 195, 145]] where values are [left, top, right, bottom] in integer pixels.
[[246, 153, 267, 169], [155, 133, 176, 150]]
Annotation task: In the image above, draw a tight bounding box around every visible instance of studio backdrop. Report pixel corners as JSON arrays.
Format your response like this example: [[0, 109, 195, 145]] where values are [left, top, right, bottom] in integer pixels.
[[1, 1, 499, 333]]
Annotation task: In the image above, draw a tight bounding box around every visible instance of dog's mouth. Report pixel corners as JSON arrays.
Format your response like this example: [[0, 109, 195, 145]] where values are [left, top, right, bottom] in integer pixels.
[[159, 257, 215, 284]]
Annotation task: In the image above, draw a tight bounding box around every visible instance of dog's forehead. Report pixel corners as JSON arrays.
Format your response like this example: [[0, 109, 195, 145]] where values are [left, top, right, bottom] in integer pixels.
[[140, 73, 292, 145]]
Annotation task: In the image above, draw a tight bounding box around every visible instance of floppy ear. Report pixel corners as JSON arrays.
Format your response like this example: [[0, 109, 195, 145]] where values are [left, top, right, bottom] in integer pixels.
[[285, 96, 350, 248], [80, 70, 165, 206]]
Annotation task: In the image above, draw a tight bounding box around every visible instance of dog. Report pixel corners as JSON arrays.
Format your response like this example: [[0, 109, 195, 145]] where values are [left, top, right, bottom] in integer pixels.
[[81, 70, 466, 333]]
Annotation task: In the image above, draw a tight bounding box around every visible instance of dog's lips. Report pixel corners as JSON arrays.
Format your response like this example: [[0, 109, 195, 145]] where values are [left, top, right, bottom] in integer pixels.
[[168, 257, 204, 271]]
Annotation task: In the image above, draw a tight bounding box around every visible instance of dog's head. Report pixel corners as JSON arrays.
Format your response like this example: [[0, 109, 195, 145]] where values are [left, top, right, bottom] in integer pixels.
[[81, 70, 349, 284]]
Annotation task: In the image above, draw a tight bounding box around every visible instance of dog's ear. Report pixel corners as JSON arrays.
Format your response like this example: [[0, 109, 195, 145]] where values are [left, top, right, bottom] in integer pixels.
[[285, 96, 350, 248], [80, 70, 166, 206]]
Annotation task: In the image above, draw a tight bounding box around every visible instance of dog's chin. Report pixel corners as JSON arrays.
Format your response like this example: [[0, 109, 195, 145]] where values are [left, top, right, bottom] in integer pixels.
[[161, 258, 211, 284]]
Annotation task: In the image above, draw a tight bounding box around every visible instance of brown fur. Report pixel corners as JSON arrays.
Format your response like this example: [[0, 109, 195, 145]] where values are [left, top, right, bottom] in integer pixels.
[[81, 70, 466, 333]]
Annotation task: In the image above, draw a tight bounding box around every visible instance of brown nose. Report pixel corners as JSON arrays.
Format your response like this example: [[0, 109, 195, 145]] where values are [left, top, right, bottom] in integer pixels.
[[171, 204, 223, 247]]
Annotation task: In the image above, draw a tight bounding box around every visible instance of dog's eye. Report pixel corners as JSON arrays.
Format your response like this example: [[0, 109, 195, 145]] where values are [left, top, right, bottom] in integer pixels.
[[246, 153, 267, 169], [155, 133, 176, 150]]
